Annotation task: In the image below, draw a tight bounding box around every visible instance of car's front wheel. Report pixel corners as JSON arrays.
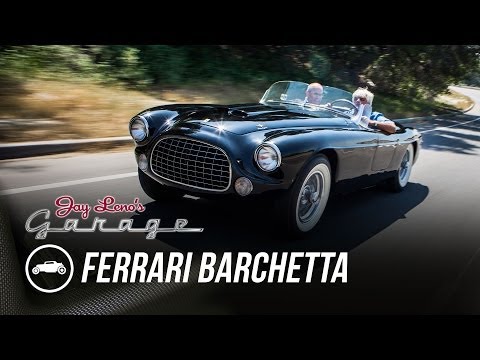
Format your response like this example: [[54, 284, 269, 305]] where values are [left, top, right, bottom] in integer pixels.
[[279, 155, 331, 236], [388, 144, 414, 192], [32, 267, 40, 275], [57, 266, 66, 275], [138, 169, 184, 201]]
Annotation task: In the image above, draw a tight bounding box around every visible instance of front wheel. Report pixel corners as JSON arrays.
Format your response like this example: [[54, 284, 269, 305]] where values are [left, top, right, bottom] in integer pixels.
[[279, 155, 331, 236], [388, 144, 414, 192]]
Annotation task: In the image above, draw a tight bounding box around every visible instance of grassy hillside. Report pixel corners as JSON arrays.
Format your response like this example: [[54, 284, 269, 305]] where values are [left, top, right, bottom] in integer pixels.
[[0, 77, 473, 143]]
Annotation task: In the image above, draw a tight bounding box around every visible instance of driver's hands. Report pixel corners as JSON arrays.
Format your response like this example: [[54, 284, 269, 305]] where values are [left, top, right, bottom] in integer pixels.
[[360, 116, 370, 128]]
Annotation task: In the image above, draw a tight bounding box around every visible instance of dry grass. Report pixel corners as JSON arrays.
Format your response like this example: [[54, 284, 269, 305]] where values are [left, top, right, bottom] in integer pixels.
[[0, 79, 168, 142], [0, 79, 263, 143], [0, 78, 473, 144], [435, 89, 474, 111], [150, 82, 263, 104]]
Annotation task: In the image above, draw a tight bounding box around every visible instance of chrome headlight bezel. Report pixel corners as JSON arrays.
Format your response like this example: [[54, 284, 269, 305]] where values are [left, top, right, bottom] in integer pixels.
[[254, 142, 282, 172], [129, 115, 149, 143]]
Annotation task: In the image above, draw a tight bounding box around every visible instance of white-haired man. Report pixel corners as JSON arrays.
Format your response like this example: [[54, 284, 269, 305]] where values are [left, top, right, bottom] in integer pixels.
[[352, 87, 397, 134]]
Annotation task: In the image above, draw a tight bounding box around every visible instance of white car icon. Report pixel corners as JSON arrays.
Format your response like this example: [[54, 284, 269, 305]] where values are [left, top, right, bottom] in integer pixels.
[[32, 260, 66, 275]]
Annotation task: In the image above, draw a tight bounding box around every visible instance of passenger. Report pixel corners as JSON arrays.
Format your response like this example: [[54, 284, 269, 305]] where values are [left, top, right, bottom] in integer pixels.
[[352, 87, 397, 134]]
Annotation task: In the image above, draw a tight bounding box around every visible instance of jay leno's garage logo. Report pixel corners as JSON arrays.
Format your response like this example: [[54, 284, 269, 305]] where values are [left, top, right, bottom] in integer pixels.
[[26, 195, 202, 239], [24, 195, 203, 292], [24, 195, 347, 291]]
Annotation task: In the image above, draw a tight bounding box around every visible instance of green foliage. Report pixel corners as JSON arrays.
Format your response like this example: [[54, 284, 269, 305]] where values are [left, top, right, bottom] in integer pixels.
[[0, 46, 96, 78], [114, 47, 149, 86], [461, 48, 480, 87], [462, 71, 480, 87], [308, 52, 331, 82], [138, 45, 188, 84], [0, 45, 478, 98], [0, 45, 149, 87], [364, 45, 480, 98]]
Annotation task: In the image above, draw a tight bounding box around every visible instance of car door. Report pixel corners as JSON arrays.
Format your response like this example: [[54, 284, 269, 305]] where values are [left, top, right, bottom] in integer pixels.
[[371, 130, 397, 171], [334, 127, 379, 181]]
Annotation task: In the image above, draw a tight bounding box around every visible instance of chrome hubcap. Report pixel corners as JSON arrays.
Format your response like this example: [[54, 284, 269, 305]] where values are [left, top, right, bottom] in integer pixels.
[[298, 173, 323, 223], [399, 150, 410, 181]]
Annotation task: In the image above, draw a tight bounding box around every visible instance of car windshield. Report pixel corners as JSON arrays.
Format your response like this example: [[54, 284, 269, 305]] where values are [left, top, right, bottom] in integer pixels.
[[259, 81, 358, 119]]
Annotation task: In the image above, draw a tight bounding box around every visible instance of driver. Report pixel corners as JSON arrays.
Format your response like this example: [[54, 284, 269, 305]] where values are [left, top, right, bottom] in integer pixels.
[[352, 88, 397, 134], [304, 82, 324, 105]]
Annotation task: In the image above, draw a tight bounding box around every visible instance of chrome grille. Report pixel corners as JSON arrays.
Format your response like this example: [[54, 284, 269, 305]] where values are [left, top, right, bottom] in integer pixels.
[[151, 137, 231, 191]]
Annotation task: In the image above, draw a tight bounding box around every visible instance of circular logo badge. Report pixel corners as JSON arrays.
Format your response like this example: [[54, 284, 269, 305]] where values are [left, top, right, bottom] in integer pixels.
[[25, 244, 74, 293]]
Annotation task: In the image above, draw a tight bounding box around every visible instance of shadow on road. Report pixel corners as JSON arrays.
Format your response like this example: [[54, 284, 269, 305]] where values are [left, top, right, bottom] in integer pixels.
[[126, 183, 430, 314], [401, 113, 480, 155], [0, 182, 429, 315], [131, 182, 429, 254], [421, 127, 480, 155]]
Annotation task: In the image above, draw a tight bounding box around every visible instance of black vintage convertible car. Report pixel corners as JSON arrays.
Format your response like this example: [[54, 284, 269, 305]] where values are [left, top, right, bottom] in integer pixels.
[[129, 81, 422, 234]]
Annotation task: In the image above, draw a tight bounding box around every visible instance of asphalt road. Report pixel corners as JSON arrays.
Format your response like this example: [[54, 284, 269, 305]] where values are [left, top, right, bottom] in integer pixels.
[[1, 87, 480, 314]]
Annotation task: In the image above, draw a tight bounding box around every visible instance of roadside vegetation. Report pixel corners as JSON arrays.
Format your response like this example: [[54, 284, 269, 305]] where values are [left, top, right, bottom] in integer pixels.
[[0, 45, 478, 142]]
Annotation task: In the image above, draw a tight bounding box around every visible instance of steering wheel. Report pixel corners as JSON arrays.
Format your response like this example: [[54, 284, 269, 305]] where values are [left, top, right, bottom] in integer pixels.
[[329, 99, 358, 113]]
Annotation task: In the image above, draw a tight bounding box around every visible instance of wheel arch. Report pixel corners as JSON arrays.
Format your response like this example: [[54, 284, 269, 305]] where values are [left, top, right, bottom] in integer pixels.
[[412, 140, 420, 165], [318, 148, 338, 182], [287, 148, 337, 190]]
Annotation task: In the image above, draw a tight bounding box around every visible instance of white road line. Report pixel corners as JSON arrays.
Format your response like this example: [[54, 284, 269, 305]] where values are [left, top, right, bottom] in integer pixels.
[[420, 116, 480, 134], [0, 172, 138, 196]]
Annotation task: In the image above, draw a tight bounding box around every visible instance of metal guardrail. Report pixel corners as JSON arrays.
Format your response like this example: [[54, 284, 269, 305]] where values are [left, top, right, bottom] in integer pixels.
[[0, 136, 132, 160]]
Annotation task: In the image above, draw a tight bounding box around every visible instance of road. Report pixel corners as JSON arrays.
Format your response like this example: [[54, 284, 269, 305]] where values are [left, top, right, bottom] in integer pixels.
[[1, 87, 480, 314]]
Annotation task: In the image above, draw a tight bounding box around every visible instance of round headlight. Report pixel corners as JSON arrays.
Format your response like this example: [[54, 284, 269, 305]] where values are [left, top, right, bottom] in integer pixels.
[[255, 143, 281, 172], [130, 116, 149, 142]]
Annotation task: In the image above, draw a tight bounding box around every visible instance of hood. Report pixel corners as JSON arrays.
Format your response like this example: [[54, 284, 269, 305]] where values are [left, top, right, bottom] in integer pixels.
[[145, 103, 349, 135]]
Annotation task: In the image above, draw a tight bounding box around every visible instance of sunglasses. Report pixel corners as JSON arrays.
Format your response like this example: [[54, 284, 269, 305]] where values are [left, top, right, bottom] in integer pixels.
[[354, 96, 368, 102]]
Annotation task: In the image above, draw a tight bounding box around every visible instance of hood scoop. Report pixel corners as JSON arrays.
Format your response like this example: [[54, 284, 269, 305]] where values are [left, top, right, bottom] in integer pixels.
[[224, 108, 248, 118], [182, 106, 248, 121], [214, 106, 248, 118]]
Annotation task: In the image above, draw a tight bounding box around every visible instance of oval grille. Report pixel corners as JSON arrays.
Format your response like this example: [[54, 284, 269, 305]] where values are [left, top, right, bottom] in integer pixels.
[[151, 137, 231, 191]]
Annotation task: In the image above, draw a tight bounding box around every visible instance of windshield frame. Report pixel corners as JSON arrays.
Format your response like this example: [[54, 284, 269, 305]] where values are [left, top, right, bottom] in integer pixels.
[[260, 81, 357, 120]]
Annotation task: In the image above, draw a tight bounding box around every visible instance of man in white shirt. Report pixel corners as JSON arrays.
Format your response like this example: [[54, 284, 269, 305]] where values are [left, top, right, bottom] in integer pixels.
[[352, 87, 397, 134]]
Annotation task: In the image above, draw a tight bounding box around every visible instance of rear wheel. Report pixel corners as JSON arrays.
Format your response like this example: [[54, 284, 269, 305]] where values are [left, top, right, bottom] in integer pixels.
[[138, 169, 184, 201], [279, 155, 331, 236], [388, 144, 414, 192]]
